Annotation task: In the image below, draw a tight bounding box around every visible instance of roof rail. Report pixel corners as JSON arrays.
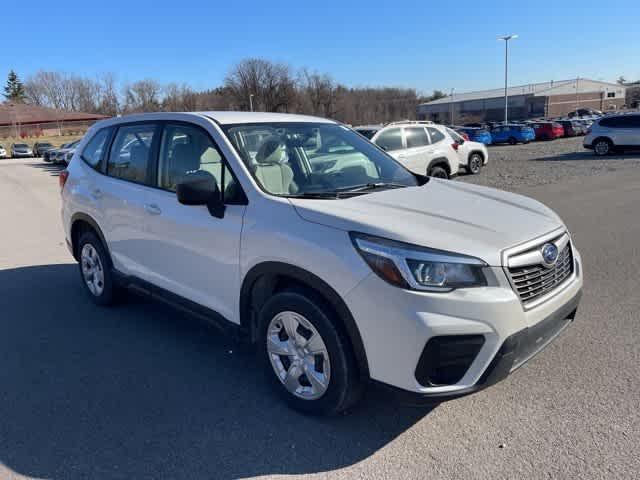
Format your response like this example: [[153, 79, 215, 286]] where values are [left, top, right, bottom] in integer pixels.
[[386, 120, 434, 126]]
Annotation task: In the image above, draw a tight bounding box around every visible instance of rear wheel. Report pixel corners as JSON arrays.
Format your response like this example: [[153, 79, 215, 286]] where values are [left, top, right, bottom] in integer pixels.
[[467, 153, 483, 174], [258, 289, 363, 415], [427, 165, 449, 179], [593, 138, 613, 156], [508, 137, 517, 145], [77, 231, 117, 306]]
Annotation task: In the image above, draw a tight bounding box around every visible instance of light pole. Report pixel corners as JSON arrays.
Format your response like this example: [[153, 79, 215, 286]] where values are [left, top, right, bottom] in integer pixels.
[[498, 34, 518, 124], [249, 94, 254, 112], [450, 88, 455, 124]]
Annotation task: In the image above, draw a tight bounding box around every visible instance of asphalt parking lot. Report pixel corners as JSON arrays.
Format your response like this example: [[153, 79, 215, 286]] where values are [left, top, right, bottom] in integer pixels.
[[1, 140, 639, 479]]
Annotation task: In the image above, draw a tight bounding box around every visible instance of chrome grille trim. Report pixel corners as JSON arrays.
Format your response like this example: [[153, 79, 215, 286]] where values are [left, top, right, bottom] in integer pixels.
[[503, 230, 576, 309]]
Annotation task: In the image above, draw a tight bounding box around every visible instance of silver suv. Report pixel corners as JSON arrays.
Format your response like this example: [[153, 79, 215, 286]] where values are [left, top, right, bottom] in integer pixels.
[[584, 113, 640, 155]]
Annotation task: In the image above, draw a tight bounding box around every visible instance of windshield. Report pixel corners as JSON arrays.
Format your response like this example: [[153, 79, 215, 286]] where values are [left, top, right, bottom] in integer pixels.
[[355, 129, 378, 139], [222, 122, 418, 197], [15, 144, 28, 148]]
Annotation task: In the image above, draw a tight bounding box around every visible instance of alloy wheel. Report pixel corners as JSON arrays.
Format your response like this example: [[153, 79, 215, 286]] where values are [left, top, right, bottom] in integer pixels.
[[469, 154, 482, 174], [266, 311, 331, 400], [81, 244, 105, 296], [595, 141, 610, 155]]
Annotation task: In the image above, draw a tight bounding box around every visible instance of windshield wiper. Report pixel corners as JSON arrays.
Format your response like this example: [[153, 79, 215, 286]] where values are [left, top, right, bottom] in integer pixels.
[[335, 182, 409, 193], [286, 192, 340, 199]]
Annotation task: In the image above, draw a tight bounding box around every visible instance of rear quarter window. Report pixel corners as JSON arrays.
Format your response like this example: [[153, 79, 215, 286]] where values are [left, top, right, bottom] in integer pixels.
[[81, 128, 112, 169]]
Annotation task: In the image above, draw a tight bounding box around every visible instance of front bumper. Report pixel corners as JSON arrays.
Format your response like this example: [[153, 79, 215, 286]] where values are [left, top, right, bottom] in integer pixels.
[[344, 246, 583, 398]]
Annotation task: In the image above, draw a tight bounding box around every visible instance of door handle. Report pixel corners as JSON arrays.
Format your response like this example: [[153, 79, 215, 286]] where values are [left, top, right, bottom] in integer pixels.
[[90, 188, 103, 200], [144, 203, 161, 215]]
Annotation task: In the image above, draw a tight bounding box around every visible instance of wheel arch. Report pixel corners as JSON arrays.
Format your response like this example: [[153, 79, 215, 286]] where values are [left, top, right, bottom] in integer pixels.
[[70, 213, 111, 265], [240, 261, 370, 378], [426, 157, 451, 175]]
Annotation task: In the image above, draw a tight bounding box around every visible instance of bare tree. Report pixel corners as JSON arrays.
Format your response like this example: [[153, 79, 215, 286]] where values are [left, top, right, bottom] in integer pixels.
[[123, 79, 162, 113], [163, 83, 198, 111], [299, 69, 336, 117], [225, 58, 296, 112], [98, 73, 120, 116]]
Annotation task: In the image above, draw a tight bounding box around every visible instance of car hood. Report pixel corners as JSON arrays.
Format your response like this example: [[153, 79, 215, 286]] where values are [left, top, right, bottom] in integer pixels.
[[289, 180, 564, 266]]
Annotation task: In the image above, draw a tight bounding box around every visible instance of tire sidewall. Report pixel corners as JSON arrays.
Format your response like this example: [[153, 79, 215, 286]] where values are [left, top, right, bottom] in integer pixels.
[[594, 138, 611, 156], [468, 153, 482, 174], [257, 291, 355, 415], [77, 231, 115, 306], [428, 165, 449, 179]]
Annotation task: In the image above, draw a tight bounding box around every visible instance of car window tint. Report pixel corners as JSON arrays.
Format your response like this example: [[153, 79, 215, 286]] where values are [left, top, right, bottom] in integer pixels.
[[81, 128, 110, 168], [108, 124, 157, 184], [375, 128, 403, 151], [405, 127, 429, 148], [426, 127, 445, 143], [158, 123, 241, 202]]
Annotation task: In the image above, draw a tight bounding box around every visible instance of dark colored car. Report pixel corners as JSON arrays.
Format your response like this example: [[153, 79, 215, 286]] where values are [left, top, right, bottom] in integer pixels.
[[531, 122, 564, 140], [557, 120, 579, 137], [33, 142, 55, 157]]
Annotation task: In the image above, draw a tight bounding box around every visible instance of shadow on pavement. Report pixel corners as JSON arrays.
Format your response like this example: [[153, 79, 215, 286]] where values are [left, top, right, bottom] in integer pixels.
[[531, 150, 640, 162], [25, 161, 65, 176], [0, 264, 432, 479]]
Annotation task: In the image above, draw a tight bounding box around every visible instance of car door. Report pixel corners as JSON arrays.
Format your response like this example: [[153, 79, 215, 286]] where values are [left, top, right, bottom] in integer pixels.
[[400, 127, 432, 172], [99, 122, 162, 281], [613, 115, 640, 146], [141, 121, 246, 322]]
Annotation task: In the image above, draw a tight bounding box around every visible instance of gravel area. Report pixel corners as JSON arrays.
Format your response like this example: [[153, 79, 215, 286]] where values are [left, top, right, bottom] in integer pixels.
[[459, 136, 640, 190]]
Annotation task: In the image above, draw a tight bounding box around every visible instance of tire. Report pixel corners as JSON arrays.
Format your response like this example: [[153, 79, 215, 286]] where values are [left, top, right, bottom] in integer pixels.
[[467, 153, 483, 175], [593, 138, 613, 156], [77, 231, 117, 306], [257, 289, 364, 416], [508, 137, 517, 145], [427, 165, 449, 179]]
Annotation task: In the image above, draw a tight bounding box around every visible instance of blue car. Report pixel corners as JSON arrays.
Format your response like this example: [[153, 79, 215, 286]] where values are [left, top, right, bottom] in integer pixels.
[[490, 124, 535, 144], [457, 127, 493, 145]]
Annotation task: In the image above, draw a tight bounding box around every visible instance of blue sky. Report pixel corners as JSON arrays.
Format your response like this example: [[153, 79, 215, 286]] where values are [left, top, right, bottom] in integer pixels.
[[3, 0, 639, 94]]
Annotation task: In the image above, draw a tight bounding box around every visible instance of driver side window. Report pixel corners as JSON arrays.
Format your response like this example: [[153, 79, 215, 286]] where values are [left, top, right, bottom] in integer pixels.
[[158, 123, 243, 203]]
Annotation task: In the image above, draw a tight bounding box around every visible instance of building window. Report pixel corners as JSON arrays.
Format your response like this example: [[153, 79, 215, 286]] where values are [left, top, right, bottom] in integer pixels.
[[607, 92, 615, 98]]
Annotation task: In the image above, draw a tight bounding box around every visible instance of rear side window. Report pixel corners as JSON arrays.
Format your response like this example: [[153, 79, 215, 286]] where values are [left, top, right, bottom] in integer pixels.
[[81, 128, 111, 168], [375, 128, 403, 151], [405, 127, 429, 148], [426, 127, 445, 143], [108, 124, 159, 185]]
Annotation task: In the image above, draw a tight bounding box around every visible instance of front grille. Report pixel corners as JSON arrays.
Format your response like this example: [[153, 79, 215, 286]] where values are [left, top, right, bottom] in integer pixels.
[[508, 242, 574, 305]]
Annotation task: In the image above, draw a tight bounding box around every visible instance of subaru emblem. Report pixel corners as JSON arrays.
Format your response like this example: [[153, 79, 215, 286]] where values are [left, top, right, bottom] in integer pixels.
[[541, 243, 559, 267]]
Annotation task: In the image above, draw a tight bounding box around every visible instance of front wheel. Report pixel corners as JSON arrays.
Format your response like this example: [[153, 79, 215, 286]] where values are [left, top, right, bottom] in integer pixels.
[[467, 153, 483, 174], [427, 165, 449, 179], [508, 137, 517, 145], [258, 290, 363, 415], [593, 138, 613, 156]]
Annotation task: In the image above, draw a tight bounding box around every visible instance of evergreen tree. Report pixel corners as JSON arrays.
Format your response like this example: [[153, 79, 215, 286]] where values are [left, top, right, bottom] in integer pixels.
[[3, 70, 26, 102]]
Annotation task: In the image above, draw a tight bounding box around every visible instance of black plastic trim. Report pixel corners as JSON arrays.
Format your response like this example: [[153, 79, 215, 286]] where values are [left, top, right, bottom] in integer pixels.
[[69, 212, 111, 264]]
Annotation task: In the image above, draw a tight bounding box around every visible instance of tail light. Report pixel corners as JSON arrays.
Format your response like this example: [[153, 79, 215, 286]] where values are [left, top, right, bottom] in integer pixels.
[[59, 169, 69, 193], [461, 133, 470, 141], [451, 143, 459, 151]]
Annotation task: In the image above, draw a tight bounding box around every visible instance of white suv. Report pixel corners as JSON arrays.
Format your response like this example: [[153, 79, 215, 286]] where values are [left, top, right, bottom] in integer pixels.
[[370, 121, 459, 179], [61, 112, 583, 415], [583, 113, 640, 155]]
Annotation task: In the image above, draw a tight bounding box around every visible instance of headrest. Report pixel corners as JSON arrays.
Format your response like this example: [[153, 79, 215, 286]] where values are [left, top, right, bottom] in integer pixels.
[[255, 137, 285, 164]]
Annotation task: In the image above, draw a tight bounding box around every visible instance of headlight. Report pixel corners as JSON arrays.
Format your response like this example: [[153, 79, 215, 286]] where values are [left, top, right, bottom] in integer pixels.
[[350, 233, 488, 291]]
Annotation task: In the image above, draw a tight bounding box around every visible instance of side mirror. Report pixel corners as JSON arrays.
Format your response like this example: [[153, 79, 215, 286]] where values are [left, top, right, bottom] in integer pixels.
[[176, 171, 225, 219]]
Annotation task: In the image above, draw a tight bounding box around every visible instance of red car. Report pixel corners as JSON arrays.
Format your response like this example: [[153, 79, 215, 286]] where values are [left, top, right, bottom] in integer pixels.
[[531, 122, 564, 140]]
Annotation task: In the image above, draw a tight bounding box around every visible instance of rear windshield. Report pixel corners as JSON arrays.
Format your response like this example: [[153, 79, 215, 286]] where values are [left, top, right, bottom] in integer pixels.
[[15, 144, 28, 148]]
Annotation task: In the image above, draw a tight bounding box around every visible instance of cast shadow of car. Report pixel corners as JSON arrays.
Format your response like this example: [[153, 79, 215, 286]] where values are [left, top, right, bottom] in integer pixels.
[[25, 161, 66, 177], [531, 149, 640, 162], [0, 264, 433, 479]]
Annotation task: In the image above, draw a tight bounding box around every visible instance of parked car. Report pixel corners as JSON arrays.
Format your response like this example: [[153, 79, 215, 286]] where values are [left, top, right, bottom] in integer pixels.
[[370, 121, 459, 178], [569, 120, 587, 136], [567, 108, 602, 119], [446, 127, 488, 174], [353, 124, 383, 139], [490, 124, 535, 144], [531, 122, 564, 140], [51, 141, 80, 164], [456, 127, 493, 145], [583, 113, 640, 155], [11, 143, 33, 158], [556, 120, 579, 137], [33, 142, 55, 157], [61, 111, 583, 415], [0, 144, 7, 159]]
